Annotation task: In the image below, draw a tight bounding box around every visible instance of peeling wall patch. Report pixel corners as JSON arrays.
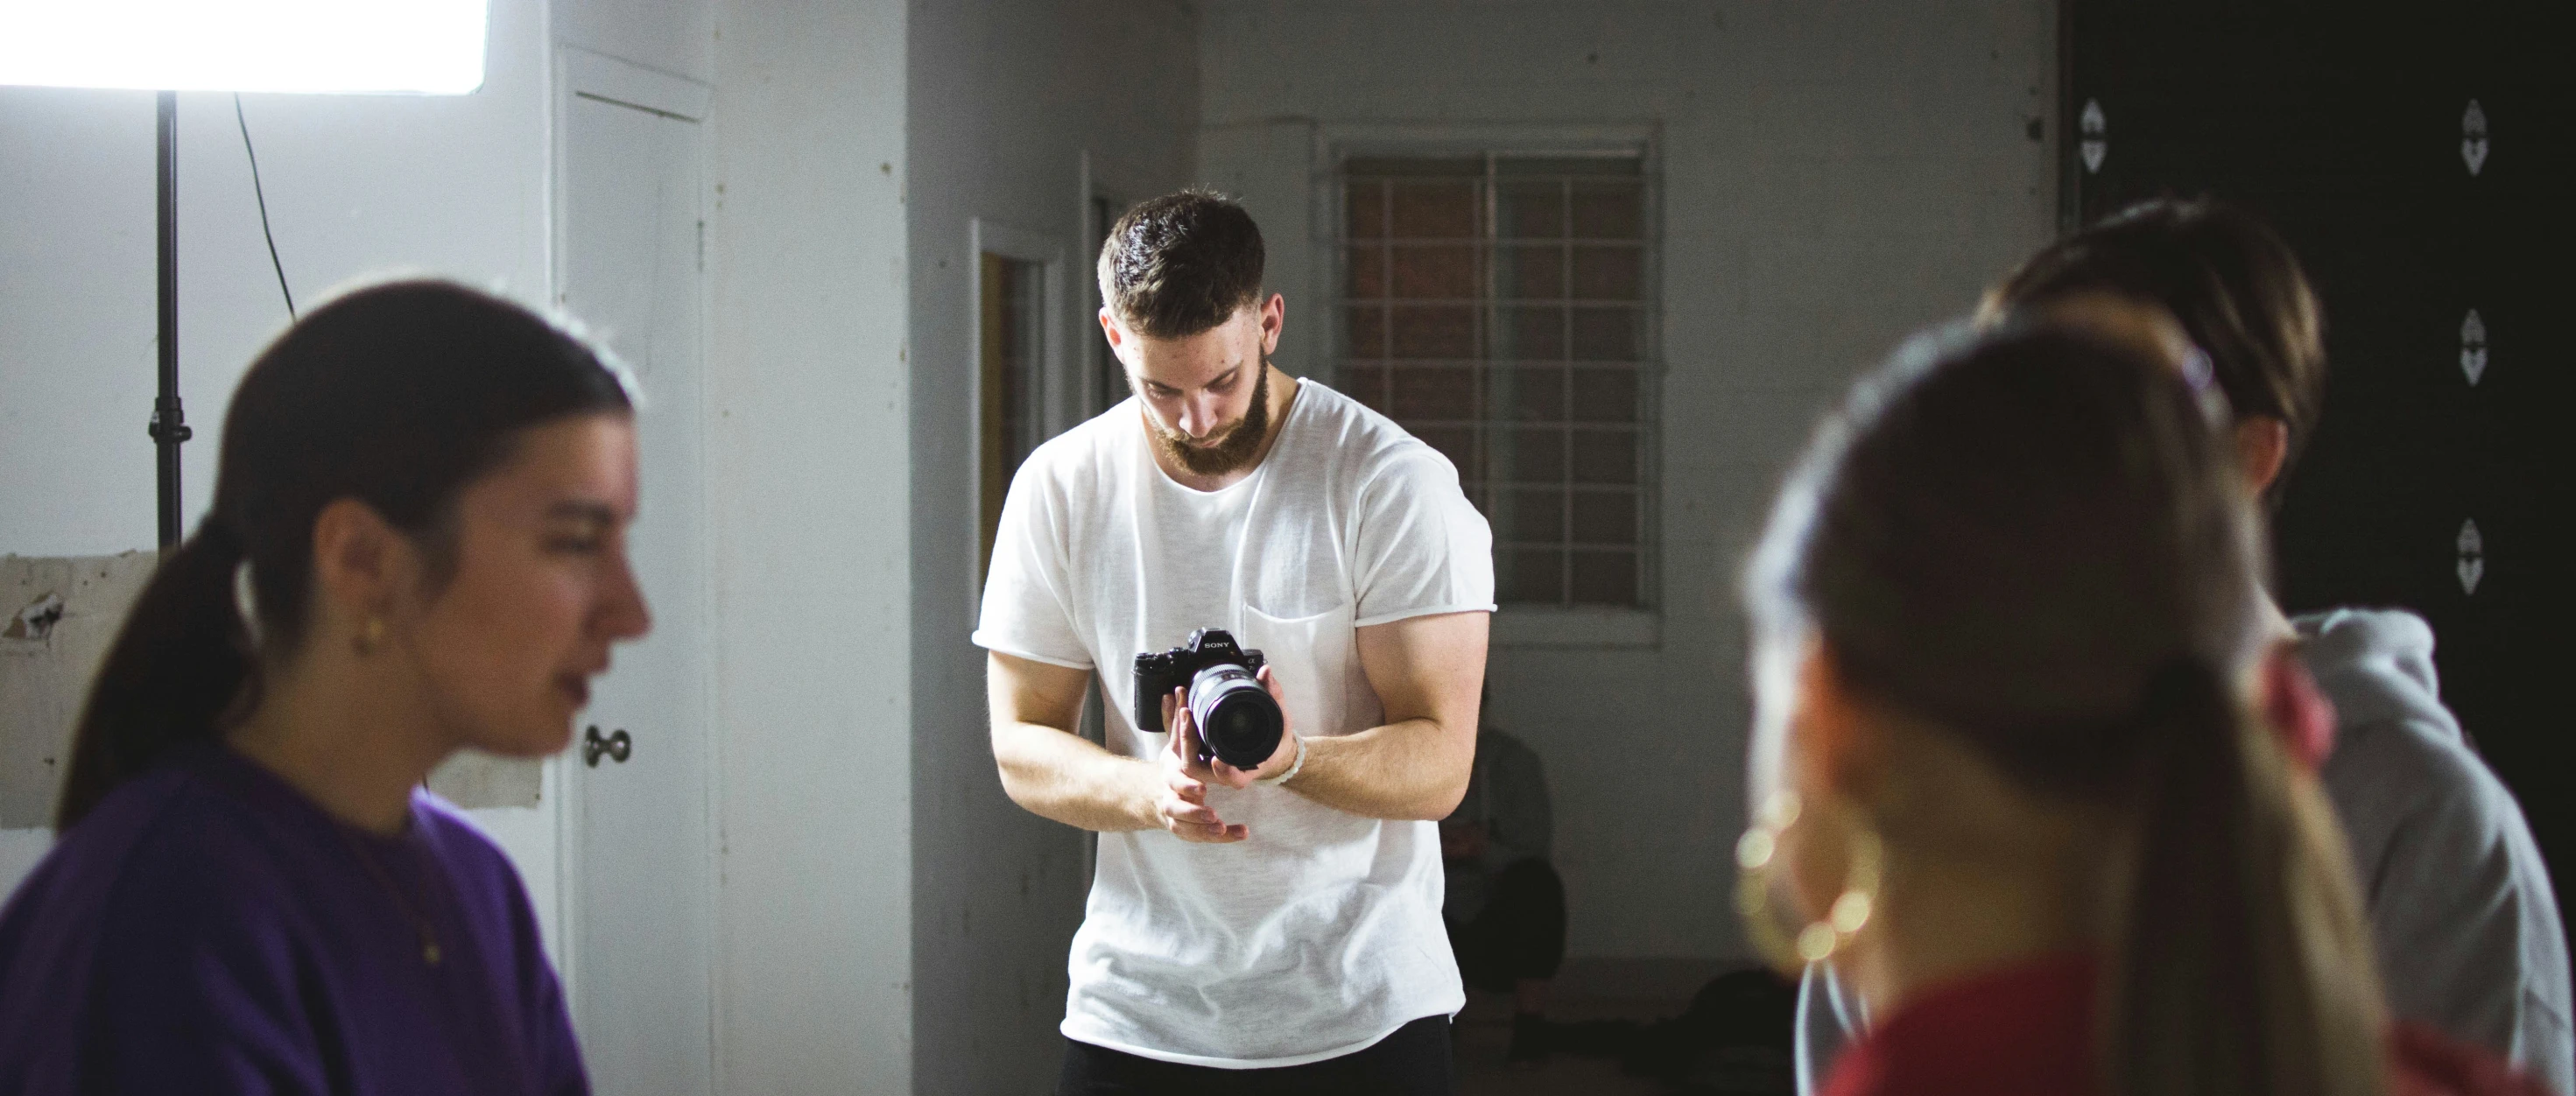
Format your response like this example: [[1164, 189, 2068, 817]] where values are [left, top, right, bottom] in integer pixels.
[[4, 553, 160, 828], [5, 594, 65, 642]]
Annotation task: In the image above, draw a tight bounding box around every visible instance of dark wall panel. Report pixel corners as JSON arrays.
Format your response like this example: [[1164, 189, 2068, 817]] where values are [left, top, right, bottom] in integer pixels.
[[2066, 1, 2576, 917]]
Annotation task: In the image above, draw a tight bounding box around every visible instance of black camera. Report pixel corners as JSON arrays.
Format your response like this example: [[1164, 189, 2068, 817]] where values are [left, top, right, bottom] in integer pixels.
[[1133, 629, 1284, 770]]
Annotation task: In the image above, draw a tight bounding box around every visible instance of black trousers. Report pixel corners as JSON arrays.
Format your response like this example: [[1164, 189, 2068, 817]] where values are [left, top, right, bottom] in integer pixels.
[[1446, 857, 1567, 994], [1056, 1015, 1454, 1096]]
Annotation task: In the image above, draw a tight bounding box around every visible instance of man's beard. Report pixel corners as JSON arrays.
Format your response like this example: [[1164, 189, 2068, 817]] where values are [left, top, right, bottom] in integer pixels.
[[1145, 362, 1272, 477]]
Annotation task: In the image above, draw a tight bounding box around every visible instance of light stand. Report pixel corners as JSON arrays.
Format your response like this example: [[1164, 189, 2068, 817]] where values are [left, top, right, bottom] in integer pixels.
[[0, 0, 489, 550], [150, 91, 189, 549]]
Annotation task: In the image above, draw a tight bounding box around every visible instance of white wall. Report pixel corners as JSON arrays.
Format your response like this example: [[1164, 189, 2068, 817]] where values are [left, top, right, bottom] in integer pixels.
[[0, 0, 563, 946], [2, 4, 924, 1090], [1198, 0, 2059, 962], [560, 0, 712, 86], [704, 0, 914, 1091], [904, 3, 1196, 1092]]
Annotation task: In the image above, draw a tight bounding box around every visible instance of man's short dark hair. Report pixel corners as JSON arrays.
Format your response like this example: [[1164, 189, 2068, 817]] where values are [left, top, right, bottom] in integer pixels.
[[1987, 198, 2327, 501], [1098, 190, 1266, 340]]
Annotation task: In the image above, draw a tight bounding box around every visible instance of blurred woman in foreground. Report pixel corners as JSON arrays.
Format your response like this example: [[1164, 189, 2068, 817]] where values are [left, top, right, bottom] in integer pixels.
[[1737, 322, 2541, 1095], [0, 281, 645, 1094], [1992, 201, 2570, 1089]]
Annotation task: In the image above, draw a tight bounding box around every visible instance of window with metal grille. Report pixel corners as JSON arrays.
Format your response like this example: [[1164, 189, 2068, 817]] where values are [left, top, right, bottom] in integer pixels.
[[1336, 153, 1656, 609]]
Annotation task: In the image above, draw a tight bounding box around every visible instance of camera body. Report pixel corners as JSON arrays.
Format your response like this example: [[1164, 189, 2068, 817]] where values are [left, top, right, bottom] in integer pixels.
[[1133, 629, 1284, 770]]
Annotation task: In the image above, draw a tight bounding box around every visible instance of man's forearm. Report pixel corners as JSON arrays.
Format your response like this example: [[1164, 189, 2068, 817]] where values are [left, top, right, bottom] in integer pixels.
[[1285, 715, 1474, 822], [991, 720, 1163, 833]]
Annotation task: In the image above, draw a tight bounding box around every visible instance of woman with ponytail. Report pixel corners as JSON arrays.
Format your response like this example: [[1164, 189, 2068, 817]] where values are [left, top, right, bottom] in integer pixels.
[[1736, 322, 2540, 1095], [0, 281, 644, 1094], [1993, 200, 2572, 1092], [1795, 201, 2569, 1096]]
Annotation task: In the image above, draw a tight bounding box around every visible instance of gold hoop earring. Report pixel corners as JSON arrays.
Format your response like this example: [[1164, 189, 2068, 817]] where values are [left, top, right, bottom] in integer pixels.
[[353, 616, 387, 656], [1735, 789, 1883, 967]]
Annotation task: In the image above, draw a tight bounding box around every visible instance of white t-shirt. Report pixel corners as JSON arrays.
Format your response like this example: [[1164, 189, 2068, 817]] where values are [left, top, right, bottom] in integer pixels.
[[973, 379, 1495, 1067]]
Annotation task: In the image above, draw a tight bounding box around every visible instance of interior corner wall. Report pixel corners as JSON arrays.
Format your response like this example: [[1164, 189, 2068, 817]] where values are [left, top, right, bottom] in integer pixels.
[[1198, 0, 2059, 964], [702, 0, 913, 1092], [0, 0, 560, 944], [905, 2, 1198, 1092], [0, 0, 915, 1088]]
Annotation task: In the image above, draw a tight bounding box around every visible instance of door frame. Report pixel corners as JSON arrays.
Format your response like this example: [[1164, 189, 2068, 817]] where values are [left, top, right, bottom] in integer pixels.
[[964, 217, 1067, 619], [547, 41, 714, 1022]]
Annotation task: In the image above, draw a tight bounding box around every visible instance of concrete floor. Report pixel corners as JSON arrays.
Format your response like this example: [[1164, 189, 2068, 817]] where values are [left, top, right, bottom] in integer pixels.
[[1450, 986, 1670, 1096], [1448, 957, 1799, 1096]]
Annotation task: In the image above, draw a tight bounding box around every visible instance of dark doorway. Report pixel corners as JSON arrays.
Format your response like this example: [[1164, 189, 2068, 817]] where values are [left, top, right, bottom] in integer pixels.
[[2065, 1, 2576, 918], [1090, 193, 1128, 415]]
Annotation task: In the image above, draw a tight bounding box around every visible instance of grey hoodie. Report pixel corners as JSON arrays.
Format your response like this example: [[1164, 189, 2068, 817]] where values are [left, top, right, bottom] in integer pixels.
[[2302, 608, 2572, 1093], [1793, 608, 2574, 1094]]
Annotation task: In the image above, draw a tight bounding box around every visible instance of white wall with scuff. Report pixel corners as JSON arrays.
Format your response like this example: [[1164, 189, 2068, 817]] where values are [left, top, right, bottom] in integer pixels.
[[905, 2, 1197, 1091], [0, 0, 561, 945], [1198, 0, 2059, 963], [705, 0, 914, 1089]]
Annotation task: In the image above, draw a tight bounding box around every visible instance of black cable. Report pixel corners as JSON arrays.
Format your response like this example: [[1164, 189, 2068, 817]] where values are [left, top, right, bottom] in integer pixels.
[[233, 94, 295, 321]]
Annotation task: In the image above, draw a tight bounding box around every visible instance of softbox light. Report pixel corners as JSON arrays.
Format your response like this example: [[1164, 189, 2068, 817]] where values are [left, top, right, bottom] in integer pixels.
[[0, 0, 488, 546], [0, 0, 487, 95]]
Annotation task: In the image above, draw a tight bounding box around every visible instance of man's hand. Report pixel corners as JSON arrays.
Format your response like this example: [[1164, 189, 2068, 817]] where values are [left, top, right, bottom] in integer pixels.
[[1155, 690, 1250, 842], [1168, 667, 1301, 791], [1153, 666, 1306, 842]]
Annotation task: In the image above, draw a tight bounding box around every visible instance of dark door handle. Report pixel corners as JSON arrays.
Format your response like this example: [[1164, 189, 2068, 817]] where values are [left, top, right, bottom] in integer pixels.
[[583, 725, 633, 767]]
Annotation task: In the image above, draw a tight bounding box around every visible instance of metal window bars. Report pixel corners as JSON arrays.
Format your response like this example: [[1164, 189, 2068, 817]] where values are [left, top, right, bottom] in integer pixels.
[[1335, 153, 1657, 608]]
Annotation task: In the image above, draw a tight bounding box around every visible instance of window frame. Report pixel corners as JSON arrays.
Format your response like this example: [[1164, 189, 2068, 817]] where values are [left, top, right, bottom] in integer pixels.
[[1320, 126, 1664, 648], [967, 217, 1068, 620]]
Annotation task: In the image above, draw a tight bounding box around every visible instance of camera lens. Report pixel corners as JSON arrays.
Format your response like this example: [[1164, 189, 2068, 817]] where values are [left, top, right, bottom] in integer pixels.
[[1190, 664, 1283, 769]]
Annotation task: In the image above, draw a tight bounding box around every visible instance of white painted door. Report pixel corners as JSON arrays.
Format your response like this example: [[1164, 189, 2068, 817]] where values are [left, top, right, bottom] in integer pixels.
[[557, 60, 714, 1096]]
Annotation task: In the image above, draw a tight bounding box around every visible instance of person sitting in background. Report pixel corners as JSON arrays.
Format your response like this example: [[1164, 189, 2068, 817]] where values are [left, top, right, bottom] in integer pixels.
[[0, 282, 645, 1094], [1796, 200, 2572, 1095], [1441, 718, 1565, 1064], [1742, 321, 2544, 1095]]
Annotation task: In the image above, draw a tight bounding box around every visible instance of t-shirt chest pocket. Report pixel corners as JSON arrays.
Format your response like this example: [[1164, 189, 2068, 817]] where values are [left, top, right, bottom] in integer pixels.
[[1237, 601, 1372, 740]]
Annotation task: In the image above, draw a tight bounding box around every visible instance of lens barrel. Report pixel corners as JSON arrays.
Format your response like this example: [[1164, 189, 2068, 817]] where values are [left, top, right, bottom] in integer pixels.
[[1189, 664, 1283, 769]]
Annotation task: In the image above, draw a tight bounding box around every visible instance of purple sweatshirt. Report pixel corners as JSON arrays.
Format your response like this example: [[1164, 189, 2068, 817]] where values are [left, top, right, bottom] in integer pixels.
[[0, 744, 587, 1095]]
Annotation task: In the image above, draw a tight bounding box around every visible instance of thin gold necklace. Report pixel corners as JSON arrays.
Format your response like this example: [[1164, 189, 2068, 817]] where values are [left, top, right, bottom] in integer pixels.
[[337, 825, 443, 966]]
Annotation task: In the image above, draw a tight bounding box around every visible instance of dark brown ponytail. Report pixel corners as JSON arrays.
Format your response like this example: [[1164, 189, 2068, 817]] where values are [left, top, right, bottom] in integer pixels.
[[53, 523, 258, 827], [2114, 657, 2382, 1096], [54, 280, 631, 829], [1747, 323, 2382, 1096]]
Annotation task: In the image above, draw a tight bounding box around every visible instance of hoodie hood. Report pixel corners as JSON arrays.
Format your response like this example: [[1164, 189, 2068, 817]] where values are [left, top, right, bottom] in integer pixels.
[[2294, 607, 2460, 748]]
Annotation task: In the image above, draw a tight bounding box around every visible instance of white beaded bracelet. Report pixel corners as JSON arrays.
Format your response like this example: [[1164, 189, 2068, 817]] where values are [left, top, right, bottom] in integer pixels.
[[1254, 734, 1307, 787]]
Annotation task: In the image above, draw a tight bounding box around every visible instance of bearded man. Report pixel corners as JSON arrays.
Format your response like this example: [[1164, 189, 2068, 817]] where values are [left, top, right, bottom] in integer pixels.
[[977, 190, 1494, 1095]]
